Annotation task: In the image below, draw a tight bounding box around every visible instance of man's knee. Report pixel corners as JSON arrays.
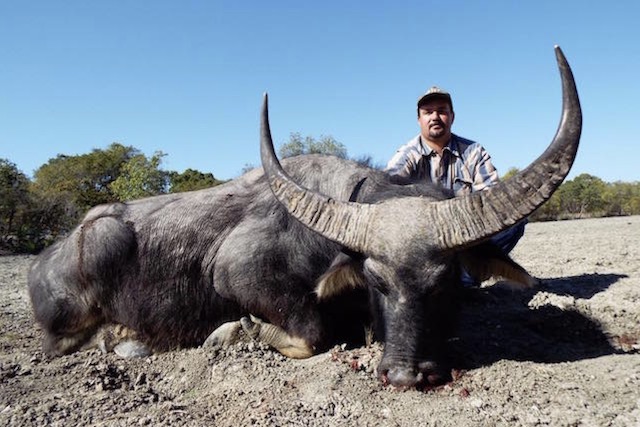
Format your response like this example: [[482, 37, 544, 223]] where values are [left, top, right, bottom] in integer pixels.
[[491, 220, 527, 254]]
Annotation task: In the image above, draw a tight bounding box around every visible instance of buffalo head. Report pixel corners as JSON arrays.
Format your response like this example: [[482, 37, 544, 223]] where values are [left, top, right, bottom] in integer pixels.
[[263, 46, 582, 388]]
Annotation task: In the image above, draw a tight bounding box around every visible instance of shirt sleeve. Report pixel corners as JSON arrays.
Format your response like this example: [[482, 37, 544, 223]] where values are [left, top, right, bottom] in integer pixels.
[[385, 138, 423, 178], [468, 144, 500, 192]]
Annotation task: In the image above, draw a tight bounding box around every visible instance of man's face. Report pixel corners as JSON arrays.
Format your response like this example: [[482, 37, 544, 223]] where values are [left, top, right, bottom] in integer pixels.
[[417, 99, 454, 144]]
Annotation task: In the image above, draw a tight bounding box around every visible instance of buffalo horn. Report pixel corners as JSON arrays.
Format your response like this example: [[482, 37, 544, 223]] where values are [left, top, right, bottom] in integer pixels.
[[260, 46, 581, 253]]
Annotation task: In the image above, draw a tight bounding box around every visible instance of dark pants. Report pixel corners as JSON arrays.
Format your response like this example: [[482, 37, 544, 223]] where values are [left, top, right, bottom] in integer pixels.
[[461, 220, 527, 287]]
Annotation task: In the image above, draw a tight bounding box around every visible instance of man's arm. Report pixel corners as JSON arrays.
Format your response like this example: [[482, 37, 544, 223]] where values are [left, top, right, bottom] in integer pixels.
[[467, 144, 500, 192], [385, 137, 424, 178]]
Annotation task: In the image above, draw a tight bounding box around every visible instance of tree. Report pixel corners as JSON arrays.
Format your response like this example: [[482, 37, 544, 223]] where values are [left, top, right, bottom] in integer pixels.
[[603, 181, 640, 216], [240, 163, 256, 175], [31, 143, 140, 212], [557, 173, 607, 217], [278, 133, 347, 159], [0, 159, 30, 246], [0, 159, 78, 252], [18, 191, 80, 252], [110, 152, 169, 201], [169, 168, 225, 193], [28, 143, 171, 241]]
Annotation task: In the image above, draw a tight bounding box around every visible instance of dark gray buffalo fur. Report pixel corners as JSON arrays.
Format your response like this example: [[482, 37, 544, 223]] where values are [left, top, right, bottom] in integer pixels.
[[28, 156, 530, 387], [28, 46, 581, 388]]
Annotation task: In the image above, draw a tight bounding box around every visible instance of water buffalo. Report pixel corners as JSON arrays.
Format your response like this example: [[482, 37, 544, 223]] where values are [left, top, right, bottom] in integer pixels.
[[28, 46, 581, 388]]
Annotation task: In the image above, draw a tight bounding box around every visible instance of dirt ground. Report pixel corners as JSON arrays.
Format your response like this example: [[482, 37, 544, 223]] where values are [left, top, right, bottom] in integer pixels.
[[1, 216, 639, 426]]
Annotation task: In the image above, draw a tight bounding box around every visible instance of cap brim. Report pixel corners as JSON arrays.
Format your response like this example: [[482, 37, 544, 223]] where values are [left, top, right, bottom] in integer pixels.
[[417, 93, 452, 107]]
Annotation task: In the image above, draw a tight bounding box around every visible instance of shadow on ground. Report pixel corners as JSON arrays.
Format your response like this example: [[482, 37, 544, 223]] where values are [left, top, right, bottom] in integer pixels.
[[451, 273, 628, 369]]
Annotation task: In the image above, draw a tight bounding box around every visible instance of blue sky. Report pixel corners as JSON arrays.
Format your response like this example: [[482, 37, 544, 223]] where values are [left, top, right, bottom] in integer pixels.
[[1, 1, 639, 183]]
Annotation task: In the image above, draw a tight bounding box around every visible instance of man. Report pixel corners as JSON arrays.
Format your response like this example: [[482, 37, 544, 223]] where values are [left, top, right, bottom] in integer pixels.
[[386, 86, 525, 287]]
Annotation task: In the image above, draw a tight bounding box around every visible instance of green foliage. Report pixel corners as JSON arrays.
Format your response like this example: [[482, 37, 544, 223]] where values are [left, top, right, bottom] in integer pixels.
[[18, 193, 80, 252], [500, 169, 640, 222], [0, 159, 30, 247], [276, 132, 384, 168], [501, 167, 519, 181], [555, 173, 607, 216], [0, 159, 74, 252], [24, 144, 173, 249], [602, 181, 640, 216], [531, 175, 640, 221], [4, 136, 640, 252], [31, 143, 140, 213], [110, 152, 169, 201], [168, 168, 225, 193], [279, 133, 347, 159], [3, 146, 225, 252]]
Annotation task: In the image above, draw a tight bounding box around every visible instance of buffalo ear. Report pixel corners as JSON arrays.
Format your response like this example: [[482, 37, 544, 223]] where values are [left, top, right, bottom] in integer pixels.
[[459, 243, 539, 289], [315, 252, 367, 300]]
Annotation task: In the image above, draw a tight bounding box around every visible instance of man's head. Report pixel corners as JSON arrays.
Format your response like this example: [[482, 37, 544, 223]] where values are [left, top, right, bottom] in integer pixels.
[[417, 86, 453, 115], [416, 87, 455, 147]]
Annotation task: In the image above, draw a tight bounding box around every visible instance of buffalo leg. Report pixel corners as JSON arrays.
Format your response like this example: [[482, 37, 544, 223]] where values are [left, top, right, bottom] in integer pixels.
[[240, 315, 314, 359], [203, 320, 245, 348], [82, 324, 151, 358], [28, 213, 137, 356], [202, 316, 314, 359]]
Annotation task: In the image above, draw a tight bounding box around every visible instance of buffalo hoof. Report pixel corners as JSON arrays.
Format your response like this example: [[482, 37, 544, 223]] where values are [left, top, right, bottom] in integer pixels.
[[239, 315, 262, 340], [239, 316, 315, 359], [203, 320, 244, 348], [113, 340, 151, 358]]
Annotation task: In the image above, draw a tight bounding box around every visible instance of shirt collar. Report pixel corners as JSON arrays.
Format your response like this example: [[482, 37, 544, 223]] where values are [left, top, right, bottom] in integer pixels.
[[419, 134, 462, 158]]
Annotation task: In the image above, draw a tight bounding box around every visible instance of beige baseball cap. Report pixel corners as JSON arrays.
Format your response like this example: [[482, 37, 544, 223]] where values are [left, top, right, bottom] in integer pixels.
[[417, 86, 453, 110]]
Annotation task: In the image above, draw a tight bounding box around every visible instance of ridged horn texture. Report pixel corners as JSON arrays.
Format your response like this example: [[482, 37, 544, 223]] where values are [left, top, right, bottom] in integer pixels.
[[428, 45, 581, 249], [260, 93, 375, 253], [260, 45, 581, 253]]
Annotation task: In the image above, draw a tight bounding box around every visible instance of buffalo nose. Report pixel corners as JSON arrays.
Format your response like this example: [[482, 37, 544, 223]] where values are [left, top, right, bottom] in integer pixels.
[[385, 366, 422, 388]]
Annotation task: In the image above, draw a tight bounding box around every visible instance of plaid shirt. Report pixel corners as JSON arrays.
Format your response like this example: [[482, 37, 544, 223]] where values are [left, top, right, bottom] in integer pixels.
[[385, 134, 500, 195]]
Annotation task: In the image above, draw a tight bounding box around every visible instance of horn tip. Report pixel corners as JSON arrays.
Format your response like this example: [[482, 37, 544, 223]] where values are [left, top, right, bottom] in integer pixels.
[[554, 45, 567, 64], [261, 93, 270, 117]]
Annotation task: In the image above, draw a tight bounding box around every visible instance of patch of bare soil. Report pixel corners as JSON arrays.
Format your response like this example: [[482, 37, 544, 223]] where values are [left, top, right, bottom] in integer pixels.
[[1, 216, 639, 426]]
